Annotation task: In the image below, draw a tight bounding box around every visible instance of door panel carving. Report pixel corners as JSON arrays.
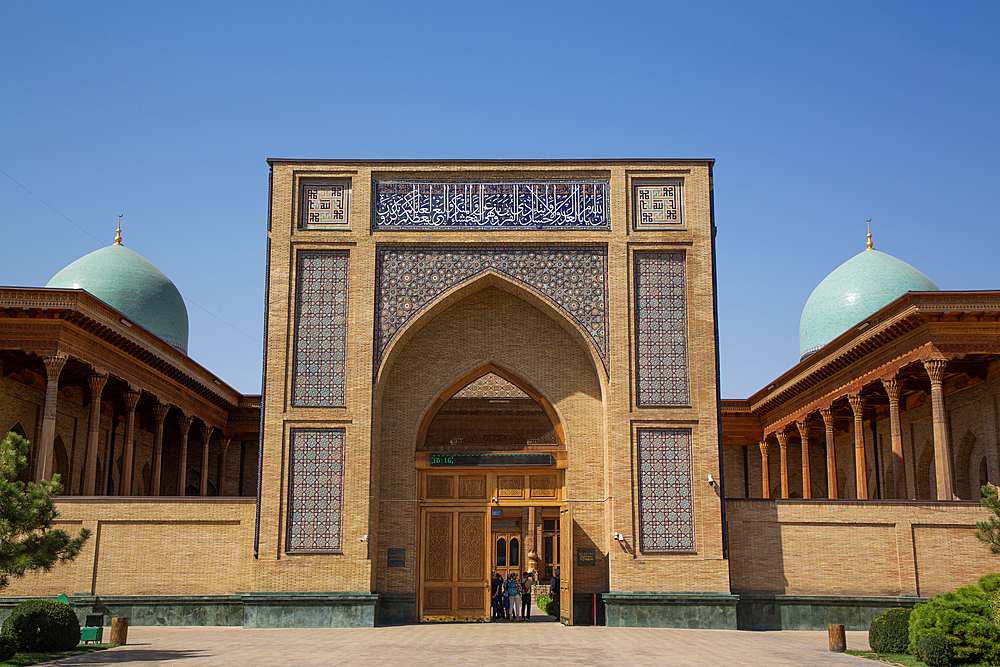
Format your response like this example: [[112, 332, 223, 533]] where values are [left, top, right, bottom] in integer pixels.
[[530, 475, 556, 498], [459, 475, 486, 498], [498, 475, 524, 498], [427, 476, 453, 498], [425, 588, 451, 610], [458, 512, 484, 580], [426, 513, 452, 580], [458, 587, 484, 610]]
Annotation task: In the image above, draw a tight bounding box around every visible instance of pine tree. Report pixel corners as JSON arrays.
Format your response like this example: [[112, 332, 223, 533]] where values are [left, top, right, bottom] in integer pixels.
[[0, 432, 90, 590], [976, 483, 1000, 556]]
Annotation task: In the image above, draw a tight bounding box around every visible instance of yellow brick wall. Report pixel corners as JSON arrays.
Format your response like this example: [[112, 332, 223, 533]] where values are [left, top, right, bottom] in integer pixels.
[[3, 498, 255, 596], [727, 499, 995, 597]]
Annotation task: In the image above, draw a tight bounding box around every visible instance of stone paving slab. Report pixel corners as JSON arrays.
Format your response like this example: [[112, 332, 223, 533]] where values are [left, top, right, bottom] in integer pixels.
[[40, 624, 873, 666]]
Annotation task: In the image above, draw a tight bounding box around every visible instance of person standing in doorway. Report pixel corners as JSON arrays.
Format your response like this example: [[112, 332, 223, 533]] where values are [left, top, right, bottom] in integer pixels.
[[550, 566, 560, 618], [506, 573, 522, 621], [520, 569, 536, 621], [491, 572, 503, 620]]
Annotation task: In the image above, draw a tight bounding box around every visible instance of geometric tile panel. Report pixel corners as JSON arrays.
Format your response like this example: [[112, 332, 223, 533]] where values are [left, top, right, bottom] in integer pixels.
[[634, 181, 683, 229], [287, 428, 345, 552], [291, 251, 350, 407], [302, 181, 350, 228], [373, 180, 610, 230], [637, 428, 694, 552], [376, 246, 608, 367], [634, 251, 690, 406]]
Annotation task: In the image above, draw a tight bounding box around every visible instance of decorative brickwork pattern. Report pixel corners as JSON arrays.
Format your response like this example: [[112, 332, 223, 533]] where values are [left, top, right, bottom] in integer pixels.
[[637, 428, 694, 552], [291, 251, 349, 406], [634, 251, 690, 405], [454, 373, 528, 399], [376, 246, 608, 366], [373, 181, 609, 230], [634, 181, 683, 229], [302, 181, 350, 228], [287, 429, 345, 553]]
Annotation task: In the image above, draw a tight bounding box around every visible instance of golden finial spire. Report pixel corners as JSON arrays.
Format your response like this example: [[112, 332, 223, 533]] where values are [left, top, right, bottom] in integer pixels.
[[115, 215, 123, 245], [866, 219, 873, 249]]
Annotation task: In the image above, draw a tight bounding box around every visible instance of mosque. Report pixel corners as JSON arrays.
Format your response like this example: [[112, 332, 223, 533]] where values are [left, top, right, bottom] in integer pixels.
[[0, 159, 996, 630]]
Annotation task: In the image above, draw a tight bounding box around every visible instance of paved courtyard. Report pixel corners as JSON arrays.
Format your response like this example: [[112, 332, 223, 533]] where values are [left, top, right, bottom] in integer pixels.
[[41, 622, 874, 666]]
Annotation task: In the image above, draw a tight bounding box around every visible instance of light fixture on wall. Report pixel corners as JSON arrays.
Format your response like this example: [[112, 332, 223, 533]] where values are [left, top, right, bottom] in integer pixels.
[[360, 535, 368, 543], [707, 474, 715, 486]]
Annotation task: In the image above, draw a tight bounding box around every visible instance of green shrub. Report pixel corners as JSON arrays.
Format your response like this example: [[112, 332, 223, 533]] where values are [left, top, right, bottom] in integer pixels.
[[868, 607, 911, 654], [0, 599, 80, 652], [979, 572, 1000, 596], [0, 634, 16, 662], [989, 590, 1000, 627], [535, 593, 556, 616], [909, 584, 1000, 665], [917, 634, 953, 666]]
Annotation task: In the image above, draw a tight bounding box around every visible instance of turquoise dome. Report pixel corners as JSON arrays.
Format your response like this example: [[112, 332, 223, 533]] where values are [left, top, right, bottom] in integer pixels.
[[799, 248, 939, 360], [47, 244, 189, 353]]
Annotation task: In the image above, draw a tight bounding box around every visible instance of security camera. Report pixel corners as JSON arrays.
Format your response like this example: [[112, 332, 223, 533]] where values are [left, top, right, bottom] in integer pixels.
[[707, 474, 715, 485], [360, 535, 368, 542], [491, 496, 498, 503]]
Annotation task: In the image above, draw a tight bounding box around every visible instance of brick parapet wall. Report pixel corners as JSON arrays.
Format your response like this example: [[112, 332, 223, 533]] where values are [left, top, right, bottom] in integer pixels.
[[3, 498, 255, 597], [726, 499, 996, 598]]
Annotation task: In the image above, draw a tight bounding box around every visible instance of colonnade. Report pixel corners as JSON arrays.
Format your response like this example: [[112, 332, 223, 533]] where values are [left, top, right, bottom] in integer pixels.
[[758, 358, 956, 501], [29, 353, 239, 497]]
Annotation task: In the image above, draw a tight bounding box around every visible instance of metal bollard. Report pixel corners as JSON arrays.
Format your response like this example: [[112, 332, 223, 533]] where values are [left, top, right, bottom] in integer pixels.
[[109, 617, 129, 646], [828, 623, 846, 652]]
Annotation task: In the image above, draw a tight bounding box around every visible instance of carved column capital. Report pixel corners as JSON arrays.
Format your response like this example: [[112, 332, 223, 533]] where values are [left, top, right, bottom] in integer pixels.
[[220, 436, 232, 453], [796, 420, 810, 440], [153, 403, 169, 424], [776, 430, 790, 448], [87, 373, 108, 396], [42, 354, 68, 378], [848, 393, 866, 416], [758, 440, 770, 457], [923, 358, 947, 384], [882, 377, 902, 403], [123, 389, 140, 410], [820, 408, 834, 427], [201, 425, 214, 443], [178, 414, 194, 435]]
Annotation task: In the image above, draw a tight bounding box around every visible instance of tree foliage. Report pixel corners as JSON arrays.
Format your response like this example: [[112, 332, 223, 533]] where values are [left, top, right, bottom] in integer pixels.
[[908, 578, 1000, 665], [976, 483, 1000, 555], [0, 432, 90, 590]]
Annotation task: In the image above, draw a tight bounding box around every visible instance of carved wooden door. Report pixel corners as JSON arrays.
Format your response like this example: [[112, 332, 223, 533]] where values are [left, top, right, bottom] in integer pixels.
[[559, 504, 573, 625], [419, 508, 490, 622]]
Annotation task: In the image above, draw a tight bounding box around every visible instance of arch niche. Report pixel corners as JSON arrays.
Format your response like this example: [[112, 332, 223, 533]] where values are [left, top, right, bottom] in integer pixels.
[[370, 274, 607, 615]]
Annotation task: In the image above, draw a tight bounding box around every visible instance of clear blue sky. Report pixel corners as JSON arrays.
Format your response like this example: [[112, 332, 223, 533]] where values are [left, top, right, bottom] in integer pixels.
[[2, 1, 997, 397]]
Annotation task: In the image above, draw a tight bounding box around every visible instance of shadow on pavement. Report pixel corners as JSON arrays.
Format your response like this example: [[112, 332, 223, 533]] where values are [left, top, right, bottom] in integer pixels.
[[45, 648, 209, 664]]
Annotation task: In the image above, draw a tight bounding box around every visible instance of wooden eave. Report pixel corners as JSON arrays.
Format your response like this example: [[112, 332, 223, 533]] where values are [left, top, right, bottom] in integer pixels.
[[0, 288, 244, 427], [746, 291, 1000, 433]]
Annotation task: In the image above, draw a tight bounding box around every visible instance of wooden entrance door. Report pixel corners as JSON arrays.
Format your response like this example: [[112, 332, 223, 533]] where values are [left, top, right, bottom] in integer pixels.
[[492, 529, 522, 580], [559, 504, 573, 625], [419, 508, 490, 622]]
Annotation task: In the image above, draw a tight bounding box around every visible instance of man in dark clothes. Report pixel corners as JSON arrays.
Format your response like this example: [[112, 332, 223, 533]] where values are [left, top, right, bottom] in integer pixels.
[[490, 572, 503, 620]]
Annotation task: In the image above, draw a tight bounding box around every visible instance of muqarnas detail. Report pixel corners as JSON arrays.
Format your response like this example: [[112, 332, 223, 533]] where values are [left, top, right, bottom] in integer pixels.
[[634, 251, 690, 405], [637, 428, 694, 552], [291, 251, 349, 406], [287, 428, 345, 552]]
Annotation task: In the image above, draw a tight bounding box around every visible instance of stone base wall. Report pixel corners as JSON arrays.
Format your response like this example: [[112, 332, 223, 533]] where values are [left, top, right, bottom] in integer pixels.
[[604, 592, 737, 628], [727, 499, 995, 598], [735, 594, 921, 631]]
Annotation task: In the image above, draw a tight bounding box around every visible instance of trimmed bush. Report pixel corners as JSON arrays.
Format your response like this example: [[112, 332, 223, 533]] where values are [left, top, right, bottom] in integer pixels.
[[909, 584, 1000, 665], [0, 634, 17, 662], [868, 607, 911, 654], [535, 593, 556, 616], [917, 634, 953, 667], [979, 572, 1000, 596], [0, 599, 80, 652]]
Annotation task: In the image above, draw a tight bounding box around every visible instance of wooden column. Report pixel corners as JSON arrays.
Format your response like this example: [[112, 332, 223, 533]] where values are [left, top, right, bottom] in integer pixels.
[[83, 373, 108, 495], [176, 415, 193, 496], [759, 440, 771, 498], [777, 430, 790, 499], [200, 425, 214, 496], [923, 359, 955, 500], [151, 403, 169, 496], [848, 393, 868, 499], [34, 354, 68, 482], [881, 377, 908, 500], [797, 420, 812, 499], [217, 437, 232, 496], [821, 408, 837, 499], [120, 390, 140, 496]]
